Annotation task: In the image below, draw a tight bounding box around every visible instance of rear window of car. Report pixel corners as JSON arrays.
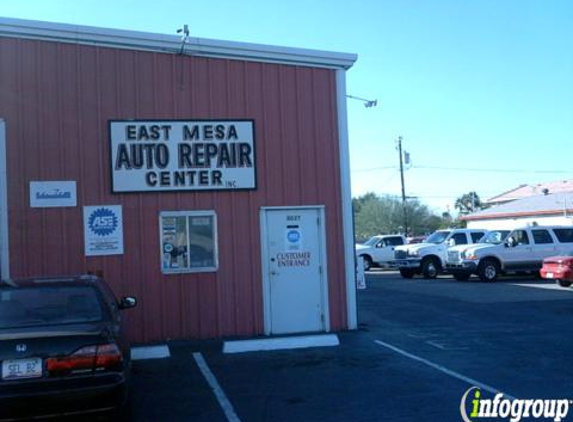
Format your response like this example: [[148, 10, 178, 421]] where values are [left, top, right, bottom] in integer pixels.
[[0, 285, 104, 329], [553, 228, 573, 243]]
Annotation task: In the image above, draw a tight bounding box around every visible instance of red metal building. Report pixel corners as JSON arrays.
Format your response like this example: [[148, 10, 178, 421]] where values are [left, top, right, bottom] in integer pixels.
[[0, 18, 357, 343]]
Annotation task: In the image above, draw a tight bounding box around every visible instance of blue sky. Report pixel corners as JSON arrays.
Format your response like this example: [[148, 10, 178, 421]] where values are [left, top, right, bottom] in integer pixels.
[[2, 0, 572, 213]]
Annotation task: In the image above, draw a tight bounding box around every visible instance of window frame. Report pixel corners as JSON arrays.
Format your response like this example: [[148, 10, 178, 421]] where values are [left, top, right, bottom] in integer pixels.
[[159, 210, 219, 274], [531, 229, 554, 245], [553, 228, 573, 243], [386, 236, 405, 246], [451, 233, 468, 246]]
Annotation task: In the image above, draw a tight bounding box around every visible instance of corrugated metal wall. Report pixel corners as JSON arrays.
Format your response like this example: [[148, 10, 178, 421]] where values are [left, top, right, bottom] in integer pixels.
[[0, 37, 348, 343]]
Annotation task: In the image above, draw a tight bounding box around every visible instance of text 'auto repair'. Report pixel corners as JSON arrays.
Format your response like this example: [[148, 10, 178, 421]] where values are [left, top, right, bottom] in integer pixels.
[[114, 124, 254, 187]]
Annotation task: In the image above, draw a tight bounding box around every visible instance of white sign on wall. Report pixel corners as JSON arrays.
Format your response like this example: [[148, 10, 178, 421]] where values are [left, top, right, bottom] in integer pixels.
[[83, 205, 124, 256], [30, 181, 77, 208], [109, 120, 256, 192]]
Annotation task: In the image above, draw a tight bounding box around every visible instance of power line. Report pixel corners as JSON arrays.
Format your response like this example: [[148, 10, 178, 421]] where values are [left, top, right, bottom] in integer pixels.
[[352, 164, 571, 174], [352, 166, 395, 173], [412, 165, 571, 174]]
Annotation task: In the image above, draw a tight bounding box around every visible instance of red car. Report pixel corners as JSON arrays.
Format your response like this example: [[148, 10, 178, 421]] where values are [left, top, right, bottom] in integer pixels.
[[540, 256, 573, 287]]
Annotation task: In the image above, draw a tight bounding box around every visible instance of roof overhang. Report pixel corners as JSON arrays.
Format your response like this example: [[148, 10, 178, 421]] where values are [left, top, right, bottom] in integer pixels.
[[0, 17, 357, 70]]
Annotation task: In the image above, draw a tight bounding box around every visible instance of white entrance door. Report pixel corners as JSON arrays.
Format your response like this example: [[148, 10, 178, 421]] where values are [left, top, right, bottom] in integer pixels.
[[261, 207, 327, 335]]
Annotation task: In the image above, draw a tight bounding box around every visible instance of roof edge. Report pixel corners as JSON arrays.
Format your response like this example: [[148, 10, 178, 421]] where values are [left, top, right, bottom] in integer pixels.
[[461, 209, 573, 221], [0, 17, 357, 70]]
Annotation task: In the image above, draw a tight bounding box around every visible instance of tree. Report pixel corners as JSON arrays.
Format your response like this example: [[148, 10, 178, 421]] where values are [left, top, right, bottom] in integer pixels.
[[454, 191, 484, 215], [353, 193, 443, 241]]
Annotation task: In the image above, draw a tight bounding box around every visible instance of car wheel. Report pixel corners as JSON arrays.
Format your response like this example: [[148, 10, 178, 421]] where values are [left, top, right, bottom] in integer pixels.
[[557, 279, 572, 288], [422, 258, 439, 279], [399, 268, 416, 279], [361, 255, 372, 271], [478, 259, 499, 282], [453, 272, 470, 281]]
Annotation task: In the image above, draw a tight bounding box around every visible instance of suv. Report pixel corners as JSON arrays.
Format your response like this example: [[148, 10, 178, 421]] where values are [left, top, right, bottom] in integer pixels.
[[392, 228, 487, 279], [355, 234, 407, 271], [445, 226, 573, 282], [445, 229, 511, 280]]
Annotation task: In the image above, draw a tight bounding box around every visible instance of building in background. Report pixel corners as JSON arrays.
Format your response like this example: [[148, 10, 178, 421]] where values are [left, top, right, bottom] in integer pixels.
[[485, 179, 573, 207], [0, 18, 357, 343], [463, 191, 573, 229]]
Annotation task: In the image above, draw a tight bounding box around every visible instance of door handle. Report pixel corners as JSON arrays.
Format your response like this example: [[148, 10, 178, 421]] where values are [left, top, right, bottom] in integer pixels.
[[270, 271, 278, 276]]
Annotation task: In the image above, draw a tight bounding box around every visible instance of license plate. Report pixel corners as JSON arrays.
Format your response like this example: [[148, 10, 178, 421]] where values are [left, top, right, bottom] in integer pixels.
[[546, 272, 554, 279], [2, 358, 42, 380]]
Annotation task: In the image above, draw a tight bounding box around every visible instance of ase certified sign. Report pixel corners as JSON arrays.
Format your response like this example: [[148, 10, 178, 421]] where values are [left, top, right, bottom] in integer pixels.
[[109, 120, 256, 192], [83, 205, 124, 256]]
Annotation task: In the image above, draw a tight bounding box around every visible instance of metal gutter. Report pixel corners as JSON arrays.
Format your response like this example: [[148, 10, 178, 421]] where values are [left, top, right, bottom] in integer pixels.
[[335, 70, 357, 330], [0, 119, 9, 280], [0, 17, 357, 70]]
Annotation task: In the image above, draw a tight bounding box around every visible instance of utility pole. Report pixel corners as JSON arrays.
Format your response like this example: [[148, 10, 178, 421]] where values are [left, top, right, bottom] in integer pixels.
[[397, 136, 408, 237]]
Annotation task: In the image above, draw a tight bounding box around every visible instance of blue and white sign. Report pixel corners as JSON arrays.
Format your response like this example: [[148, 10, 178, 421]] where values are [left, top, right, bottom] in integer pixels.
[[83, 205, 124, 256], [285, 228, 302, 251], [30, 181, 77, 208]]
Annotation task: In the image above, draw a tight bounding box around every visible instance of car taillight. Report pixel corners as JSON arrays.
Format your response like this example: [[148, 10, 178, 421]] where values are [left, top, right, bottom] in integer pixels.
[[46, 345, 97, 374], [95, 343, 122, 370], [46, 343, 123, 376]]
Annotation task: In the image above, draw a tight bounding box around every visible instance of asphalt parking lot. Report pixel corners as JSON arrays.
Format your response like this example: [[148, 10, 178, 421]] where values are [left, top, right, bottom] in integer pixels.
[[131, 272, 573, 422]]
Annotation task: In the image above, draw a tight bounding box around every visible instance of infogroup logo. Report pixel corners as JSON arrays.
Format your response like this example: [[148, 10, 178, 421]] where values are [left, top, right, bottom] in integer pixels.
[[460, 387, 571, 422]]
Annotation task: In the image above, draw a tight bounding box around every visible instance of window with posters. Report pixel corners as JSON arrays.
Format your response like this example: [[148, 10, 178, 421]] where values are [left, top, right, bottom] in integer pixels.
[[159, 211, 218, 273]]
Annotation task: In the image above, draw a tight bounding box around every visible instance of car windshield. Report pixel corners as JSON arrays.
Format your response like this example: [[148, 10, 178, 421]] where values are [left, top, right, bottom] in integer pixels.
[[480, 230, 511, 244], [425, 231, 450, 244], [0, 285, 104, 329], [363, 236, 381, 246]]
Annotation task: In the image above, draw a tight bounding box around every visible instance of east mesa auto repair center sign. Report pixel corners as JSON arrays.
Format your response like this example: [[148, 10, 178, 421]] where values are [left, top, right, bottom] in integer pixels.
[[109, 120, 255, 192]]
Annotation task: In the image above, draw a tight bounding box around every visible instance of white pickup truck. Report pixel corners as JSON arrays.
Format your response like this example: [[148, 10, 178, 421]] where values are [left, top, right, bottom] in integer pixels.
[[355, 235, 407, 271], [392, 228, 487, 279], [445, 226, 573, 282], [445, 230, 511, 280]]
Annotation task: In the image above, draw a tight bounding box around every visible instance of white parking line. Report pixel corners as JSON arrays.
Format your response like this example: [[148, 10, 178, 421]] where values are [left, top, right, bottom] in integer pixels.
[[192, 352, 242, 422], [223, 334, 339, 354], [510, 283, 573, 292], [374, 340, 516, 400], [131, 345, 171, 360]]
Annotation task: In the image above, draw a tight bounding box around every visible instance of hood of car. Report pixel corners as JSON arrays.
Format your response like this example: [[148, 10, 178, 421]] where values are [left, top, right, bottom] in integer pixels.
[[396, 242, 440, 253], [463, 243, 497, 255]]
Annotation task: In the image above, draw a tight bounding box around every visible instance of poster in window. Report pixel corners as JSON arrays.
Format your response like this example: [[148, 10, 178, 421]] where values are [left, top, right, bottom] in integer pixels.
[[161, 216, 188, 270]]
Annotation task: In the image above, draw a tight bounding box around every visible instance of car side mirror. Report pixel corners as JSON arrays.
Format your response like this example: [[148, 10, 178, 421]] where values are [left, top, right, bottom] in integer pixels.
[[447, 239, 455, 247], [119, 296, 137, 310]]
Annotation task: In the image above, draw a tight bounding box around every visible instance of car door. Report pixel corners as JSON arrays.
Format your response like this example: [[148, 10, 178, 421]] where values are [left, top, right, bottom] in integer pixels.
[[504, 229, 533, 271], [530, 229, 558, 267], [376, 236, 404, 264]]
